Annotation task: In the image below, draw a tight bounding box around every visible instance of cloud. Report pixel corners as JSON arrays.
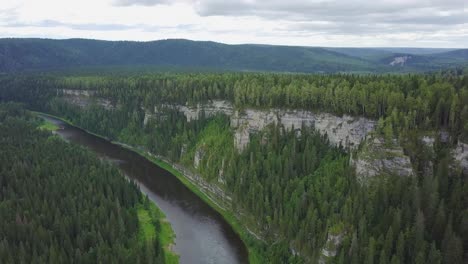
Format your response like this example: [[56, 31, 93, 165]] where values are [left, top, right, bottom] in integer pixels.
[[189, 0, 468, 45], [194, 0, 466, 19], [0, 0, 467, 47], [113, 0, 180, 6], [6, 20, 136, 31], [3, 19, 199, 33], [109, 0, 468, 39], [0, 7, 20, 24]]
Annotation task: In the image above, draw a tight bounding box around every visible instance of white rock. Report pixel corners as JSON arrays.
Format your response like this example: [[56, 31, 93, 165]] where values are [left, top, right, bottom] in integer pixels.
[[152, 101, 375, 151], [231, 108, 375, 151], [353, 137, 414, 180], [194, 147, 205, 169], [422, 136, 435, 147], [58, 89, 114, 110], [454, 141, 468, 175]]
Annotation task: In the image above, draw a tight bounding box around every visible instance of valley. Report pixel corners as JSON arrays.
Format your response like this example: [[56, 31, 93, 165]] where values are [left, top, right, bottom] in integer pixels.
[[1, 0, 468, 262], [1, 71, 466, 263]]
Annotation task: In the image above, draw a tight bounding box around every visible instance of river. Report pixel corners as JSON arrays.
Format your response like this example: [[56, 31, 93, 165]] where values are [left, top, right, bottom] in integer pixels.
[[40, 115, 249, 264]]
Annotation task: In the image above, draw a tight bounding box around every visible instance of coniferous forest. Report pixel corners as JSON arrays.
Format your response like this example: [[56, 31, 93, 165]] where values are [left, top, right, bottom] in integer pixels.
[[0, 103, 167, 264], [0, 70, 467, 263]]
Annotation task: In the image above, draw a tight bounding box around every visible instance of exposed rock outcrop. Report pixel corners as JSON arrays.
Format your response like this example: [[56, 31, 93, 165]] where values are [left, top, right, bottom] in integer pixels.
[[218, 158, 226, 184], [319, 231, 344, 264], [353, 137, 414, 180], [421, 136, 435, 148], [59, 89, 96, 97], [143, 111, 152, 125], [389, 56, 411, 66], [194, 146, 205, 169], [231, 109, 375, 151], [155, 100, 376, 152], [178, 100, 234, 121], [58, 89, 114, 110], [321, 233, 344, 257], [454, 141, 468, 175]]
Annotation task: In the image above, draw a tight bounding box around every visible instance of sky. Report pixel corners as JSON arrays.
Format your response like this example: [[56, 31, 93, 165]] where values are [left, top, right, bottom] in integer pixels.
[[0, 0, 467, 48]]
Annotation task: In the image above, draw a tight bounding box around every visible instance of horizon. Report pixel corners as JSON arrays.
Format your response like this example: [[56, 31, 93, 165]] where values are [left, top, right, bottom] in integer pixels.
[[1, 0, 467, 48], [0, 37, 463, 50]]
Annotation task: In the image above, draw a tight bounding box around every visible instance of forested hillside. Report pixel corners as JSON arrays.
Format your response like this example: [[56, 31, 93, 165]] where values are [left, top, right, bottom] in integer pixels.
[[0, 71, 467, 263], [0, 38, 467, 73], [0, 103, 171, 263]]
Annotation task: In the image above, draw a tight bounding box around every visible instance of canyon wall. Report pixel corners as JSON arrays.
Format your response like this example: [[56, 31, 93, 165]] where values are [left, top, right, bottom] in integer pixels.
[[59, 89, 114, 110], [59, 94, 421, 180], [147, 100, 376, 151]]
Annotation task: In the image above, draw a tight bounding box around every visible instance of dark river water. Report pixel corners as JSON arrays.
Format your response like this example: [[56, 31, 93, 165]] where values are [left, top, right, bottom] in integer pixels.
[[40, 115, 249, 264]]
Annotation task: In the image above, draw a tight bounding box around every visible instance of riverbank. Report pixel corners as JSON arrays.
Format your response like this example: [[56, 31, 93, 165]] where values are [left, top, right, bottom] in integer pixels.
[[120, 145, 265, 264], [34, 111, 265, 264], [34, 111, 179, 263], [137, 202, 178, 264], [38, 117, 59, 131]]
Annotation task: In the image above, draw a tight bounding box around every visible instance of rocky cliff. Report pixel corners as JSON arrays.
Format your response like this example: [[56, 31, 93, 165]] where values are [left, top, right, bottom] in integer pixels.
[[147, 100, 376, 151], [60, 96, 419, 181], [58, 89, 114, 110], [231, 108, 375, 151], [352, 137, 414, 180], [454, 141, 468, 175]]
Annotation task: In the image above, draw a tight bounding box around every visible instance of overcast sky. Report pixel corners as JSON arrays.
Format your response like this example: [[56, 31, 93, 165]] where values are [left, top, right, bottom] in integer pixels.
[[0, 0, 467, 48]]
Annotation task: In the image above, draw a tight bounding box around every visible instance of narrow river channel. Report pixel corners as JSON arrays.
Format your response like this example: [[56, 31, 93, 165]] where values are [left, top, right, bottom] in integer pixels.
[[40, 114, 249, 264]]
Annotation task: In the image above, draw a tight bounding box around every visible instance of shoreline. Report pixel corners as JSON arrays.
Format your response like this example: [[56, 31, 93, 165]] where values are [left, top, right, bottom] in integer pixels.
[[34, 111, 179, 263], [33, 110, 264, 264]]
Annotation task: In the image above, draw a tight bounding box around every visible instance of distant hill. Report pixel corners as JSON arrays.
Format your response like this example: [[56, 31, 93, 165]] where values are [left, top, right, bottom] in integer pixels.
[[0, 38, 466, 73], [432, 49, 468, 60]]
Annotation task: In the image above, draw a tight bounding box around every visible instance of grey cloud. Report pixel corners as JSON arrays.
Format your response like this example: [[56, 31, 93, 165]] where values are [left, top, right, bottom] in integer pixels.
[[5, 20, 136, 31], [0, 7, 20, 25], [109, 0, 468, 28], [190, 0, 468, 43], [194, 0, 468, 30], [113, 0, 174, 6], [282, 21, 451, 37], [3, 19, 196, 33], [195, 0, 466, 18], [2, 0, 467, 47]]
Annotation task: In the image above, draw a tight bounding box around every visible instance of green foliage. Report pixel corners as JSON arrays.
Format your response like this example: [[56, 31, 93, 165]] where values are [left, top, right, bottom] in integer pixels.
[[3, 71, 467, 137], [0, 70, 467, 263], [38, 119, 59, 131], [0, 105, 170, 263], [1, 39, 467, 73]]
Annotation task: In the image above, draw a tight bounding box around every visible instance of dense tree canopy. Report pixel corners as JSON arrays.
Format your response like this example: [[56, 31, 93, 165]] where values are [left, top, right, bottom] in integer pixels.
[[1, 71, 467, 139], [0, 70, 467, 263], [0, 103, 167, 264]]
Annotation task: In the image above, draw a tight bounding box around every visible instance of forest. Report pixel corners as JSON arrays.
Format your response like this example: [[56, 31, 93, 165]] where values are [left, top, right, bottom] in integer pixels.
[[0, 103, 169, 263], [1, 38, 467, 73], [0, 70, 467, 263]]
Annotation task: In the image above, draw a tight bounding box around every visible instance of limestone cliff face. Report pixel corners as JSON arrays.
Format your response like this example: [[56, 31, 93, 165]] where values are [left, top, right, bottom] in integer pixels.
[[318, 230, 345, 264], [59, 94, 417, 181], [145, 100, 416, 181], [320, 233, 344, 258], [231, 109, 375, 151], [155, 100, 376, 151], [352, 137, 414, 180], [454, 141, 468, 175], [60, 89, 96, 97], [179, 100, 234, 121], [193, 147, 205, 169], [58, 89, 114, 110]]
